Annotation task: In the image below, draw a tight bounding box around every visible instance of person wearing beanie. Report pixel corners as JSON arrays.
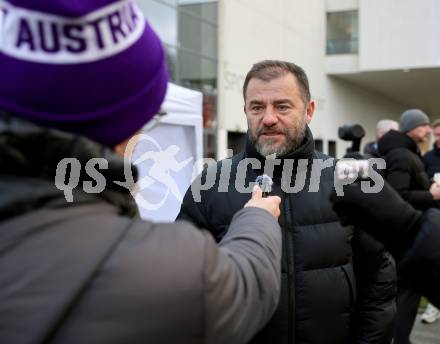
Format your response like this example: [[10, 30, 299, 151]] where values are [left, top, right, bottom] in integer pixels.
[[0, 1, 284, 343], [378, 109, 440, 209], [400, 109, 431, 134], [377, 109, 440, 344]]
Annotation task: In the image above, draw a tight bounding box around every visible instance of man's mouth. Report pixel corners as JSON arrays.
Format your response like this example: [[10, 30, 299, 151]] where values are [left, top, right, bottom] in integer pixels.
[[260, 132, 282, 137]]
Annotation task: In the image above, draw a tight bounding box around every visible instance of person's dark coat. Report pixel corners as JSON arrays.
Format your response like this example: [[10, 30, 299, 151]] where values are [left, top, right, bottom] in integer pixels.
[[179, 127, 397, 344], [363, 141, 381, 158], [0, 115, 283, 344], [398, 208, 440, 308], [378, 130, 434, 210], [330, 181, 440, 310], [423, 143, 440, 180]]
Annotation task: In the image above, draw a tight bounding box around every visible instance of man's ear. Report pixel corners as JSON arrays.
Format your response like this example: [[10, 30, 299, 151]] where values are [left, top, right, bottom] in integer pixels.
[[113, 131, 140, 157], [113, 140, 127, 157], [305, 100, 315, 124]]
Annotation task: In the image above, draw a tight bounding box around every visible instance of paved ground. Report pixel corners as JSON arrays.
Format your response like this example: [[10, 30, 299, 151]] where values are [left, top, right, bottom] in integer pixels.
[[410, 315, 440, 344]]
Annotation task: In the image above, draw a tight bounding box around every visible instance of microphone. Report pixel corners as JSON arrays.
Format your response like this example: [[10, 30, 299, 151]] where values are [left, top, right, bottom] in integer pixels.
[[255, 174, 273, 198]]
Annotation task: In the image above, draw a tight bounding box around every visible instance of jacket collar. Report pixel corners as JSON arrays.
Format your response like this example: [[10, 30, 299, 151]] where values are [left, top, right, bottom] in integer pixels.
[[0, 114, 138, 220], [433, 142, 440, 155], [245, 125, 315, 161], [378, 130, 420, 156], [244, 126, 315, 178]]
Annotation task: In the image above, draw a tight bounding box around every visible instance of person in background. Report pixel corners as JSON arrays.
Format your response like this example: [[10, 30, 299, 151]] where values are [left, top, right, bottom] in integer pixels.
[[378, 109, 440, 210], [377, 109, 440, 344], [179, 60, 397, 344], [331, 180, 440, 312], [0, 1, 284, 343], [420, 118, 440, 325], [363, 119, 399, 158], [423, 118, 440, 180]]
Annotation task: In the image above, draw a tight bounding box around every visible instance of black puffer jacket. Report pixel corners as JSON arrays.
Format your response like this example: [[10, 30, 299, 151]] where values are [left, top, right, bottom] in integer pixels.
[[179, 127, 397, 344], [398, 208, 440, 308], [423, 143, 440, 179], [330, 181, 440, 310], [363, 141, 381, 158], [378, 130, 434, 210]]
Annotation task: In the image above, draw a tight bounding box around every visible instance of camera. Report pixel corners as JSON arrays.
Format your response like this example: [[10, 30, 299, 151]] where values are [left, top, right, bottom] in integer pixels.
[[338, 124, 365, 141], [338, 124, 366, 159]]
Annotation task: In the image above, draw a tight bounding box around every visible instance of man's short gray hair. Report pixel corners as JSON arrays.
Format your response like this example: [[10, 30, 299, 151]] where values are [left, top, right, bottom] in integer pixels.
[[376, 119, 399, 139]]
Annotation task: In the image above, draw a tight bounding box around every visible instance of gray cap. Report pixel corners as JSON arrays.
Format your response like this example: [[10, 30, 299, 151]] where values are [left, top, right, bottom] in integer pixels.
[[399, 109, 430, 133]]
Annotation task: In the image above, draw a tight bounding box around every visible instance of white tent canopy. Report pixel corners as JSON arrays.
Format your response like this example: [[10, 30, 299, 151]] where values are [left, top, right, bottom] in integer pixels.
[[133, 83, 203, 222]]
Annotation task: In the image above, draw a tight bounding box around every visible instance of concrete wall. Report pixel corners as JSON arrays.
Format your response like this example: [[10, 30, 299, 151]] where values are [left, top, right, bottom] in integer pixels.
[[217, 0, 405, 158], [359, 0, 440, 71], [326, 0, 358, 12], [324, 77, 405, 155]]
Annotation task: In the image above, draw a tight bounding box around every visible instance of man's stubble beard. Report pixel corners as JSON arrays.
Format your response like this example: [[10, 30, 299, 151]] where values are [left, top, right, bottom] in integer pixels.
[[248, 116, 308, 158]]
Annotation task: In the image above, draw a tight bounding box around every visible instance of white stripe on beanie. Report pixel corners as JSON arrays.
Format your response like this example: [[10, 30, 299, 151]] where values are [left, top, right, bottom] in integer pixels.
[[0, 0, 146, 64]]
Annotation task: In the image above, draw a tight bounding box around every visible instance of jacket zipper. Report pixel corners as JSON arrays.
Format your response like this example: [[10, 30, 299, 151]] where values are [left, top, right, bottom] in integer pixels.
[[283, 193, 295, 343]]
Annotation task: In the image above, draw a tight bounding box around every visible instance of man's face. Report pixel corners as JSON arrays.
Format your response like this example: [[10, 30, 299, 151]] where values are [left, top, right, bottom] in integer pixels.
[[433, 126, 440, 147], [407, 124, 431, 144], [244, 73, 314, 157]]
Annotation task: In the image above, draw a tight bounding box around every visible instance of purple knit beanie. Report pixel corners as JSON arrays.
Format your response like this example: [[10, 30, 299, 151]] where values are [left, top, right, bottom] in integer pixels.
[[0, 0, 168, 146]]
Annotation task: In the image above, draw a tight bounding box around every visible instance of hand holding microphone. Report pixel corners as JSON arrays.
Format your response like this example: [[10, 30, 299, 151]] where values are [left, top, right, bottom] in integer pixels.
[[255, 174, 274, 198], [245, 182, 281, 220]]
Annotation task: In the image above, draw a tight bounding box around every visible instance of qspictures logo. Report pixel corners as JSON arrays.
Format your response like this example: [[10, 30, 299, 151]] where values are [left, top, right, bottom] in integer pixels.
[[54, 133, 387, 211]]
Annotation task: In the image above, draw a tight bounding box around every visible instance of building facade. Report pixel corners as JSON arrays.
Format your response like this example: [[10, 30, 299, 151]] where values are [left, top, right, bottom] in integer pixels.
[[141, 0, 440, 159], [139, 0, 219, 158]]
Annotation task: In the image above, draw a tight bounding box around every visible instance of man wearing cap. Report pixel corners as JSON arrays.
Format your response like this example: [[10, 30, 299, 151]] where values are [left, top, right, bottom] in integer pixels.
[[378, 109, 440, 210], [0, 1, 285, 343], [378, 109, 440, 344]]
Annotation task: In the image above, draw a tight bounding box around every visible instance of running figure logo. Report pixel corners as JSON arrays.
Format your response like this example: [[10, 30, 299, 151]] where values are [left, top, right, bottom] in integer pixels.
[[116, 133, 193, 210]]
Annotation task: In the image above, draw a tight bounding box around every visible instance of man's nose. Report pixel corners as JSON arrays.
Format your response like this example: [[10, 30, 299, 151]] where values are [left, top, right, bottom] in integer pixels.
[[262, 107, 278, 126]]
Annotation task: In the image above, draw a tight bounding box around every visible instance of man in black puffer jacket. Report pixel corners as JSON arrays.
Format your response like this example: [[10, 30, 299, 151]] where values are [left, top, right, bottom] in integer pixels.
[[378, 110, 440, 210], [179, 60, 397, 344]]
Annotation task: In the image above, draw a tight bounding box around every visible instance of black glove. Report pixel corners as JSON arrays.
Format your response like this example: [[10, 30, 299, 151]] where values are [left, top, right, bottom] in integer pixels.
[[330, 181, 422, 255]]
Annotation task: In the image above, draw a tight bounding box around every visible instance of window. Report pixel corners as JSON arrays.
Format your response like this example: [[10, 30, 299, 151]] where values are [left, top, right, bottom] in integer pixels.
[[138, 1, 178, 46], [139, 0, 219, 158], [228, 131, 247, 155], [326, 10, 358, 55], [164, 45, 178, 82], [315, 139, 323, 153], [178, 10, 217, 60], [328, 140, 337, 157], [178, 50, 217, 92]]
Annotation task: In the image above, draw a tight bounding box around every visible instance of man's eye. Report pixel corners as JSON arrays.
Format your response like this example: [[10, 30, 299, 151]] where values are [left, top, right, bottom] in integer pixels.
[[252, 106, 263, 111], [277, 105, 289, 111]]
